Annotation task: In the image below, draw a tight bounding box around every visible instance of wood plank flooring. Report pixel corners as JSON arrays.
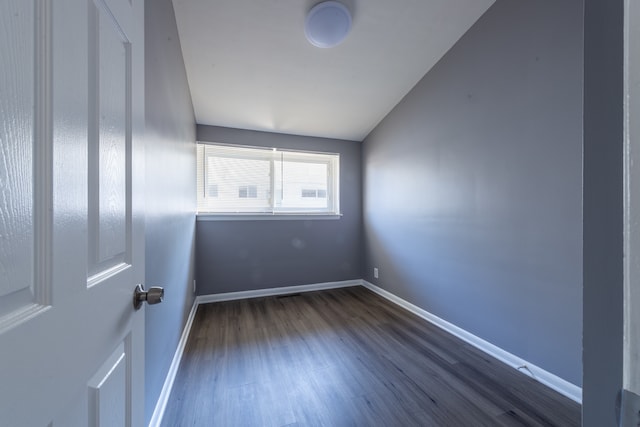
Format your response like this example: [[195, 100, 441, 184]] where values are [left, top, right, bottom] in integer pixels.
[[161, 286, 581, 427]]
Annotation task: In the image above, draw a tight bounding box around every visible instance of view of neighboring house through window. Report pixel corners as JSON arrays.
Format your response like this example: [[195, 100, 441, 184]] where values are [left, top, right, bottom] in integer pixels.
[[197, 143, 340, 215], [238, 185, 258, 198]]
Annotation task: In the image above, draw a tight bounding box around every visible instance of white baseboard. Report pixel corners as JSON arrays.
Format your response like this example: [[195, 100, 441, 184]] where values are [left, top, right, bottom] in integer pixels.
[[195, 279, 361, 304], [360, 280, 582, 404], [148, 300, 199, 427]]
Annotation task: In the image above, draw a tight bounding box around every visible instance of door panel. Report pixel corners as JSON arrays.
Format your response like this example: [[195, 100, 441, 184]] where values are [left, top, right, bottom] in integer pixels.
[[0, 0, 145, 425], [88, 0, 131, 279], [0, 0, 33, 301], [0, 0, 48, 330], [88, 340, 128, 427]]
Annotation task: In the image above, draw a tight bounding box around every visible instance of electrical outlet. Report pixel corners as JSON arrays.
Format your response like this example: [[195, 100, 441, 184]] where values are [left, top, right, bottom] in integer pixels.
[[373, 268, 379, 279]]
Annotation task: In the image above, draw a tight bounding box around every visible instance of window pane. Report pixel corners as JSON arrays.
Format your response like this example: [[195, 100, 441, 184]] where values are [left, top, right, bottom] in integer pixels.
[[275, 159, 328, 210], [205, 152, 270, 212]]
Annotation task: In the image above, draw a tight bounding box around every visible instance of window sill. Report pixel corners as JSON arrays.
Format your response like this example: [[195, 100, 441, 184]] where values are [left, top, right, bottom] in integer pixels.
[[196, 213, 343, 221]]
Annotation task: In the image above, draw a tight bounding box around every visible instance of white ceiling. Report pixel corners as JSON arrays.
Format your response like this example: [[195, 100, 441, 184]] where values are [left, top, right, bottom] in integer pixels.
[[172, 0, 495, 141]]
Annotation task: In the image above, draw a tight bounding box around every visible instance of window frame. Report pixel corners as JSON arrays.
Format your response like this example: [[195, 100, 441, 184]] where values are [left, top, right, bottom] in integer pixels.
[[197, 142, 341, 218]]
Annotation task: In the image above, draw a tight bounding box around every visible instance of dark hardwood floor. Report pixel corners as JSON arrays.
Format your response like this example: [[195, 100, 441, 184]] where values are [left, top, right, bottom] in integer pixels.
[[161, 286, 581, 427]]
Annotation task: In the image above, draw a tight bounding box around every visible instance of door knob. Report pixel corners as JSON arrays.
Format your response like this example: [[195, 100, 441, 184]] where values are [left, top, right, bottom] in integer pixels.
[[133, 284, 164, 310]]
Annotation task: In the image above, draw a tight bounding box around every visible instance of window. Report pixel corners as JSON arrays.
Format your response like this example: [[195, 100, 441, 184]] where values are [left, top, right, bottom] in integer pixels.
[[197, 143, 340, 215]]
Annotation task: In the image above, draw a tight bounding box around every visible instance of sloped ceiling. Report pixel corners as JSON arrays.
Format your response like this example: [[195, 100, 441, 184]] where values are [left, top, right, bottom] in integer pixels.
[[172, 0, 495, 141]]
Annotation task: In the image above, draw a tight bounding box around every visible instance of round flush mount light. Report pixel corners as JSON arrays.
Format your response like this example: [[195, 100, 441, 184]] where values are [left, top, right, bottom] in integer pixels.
[[305, 1, 352, 48]]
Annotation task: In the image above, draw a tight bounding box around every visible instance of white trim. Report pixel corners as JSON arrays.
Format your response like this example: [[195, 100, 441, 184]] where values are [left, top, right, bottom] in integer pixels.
[[196, 279, 361, 304], [360, 280, 583, 404], [624, 0, 640, 394], [148, 300, 199, 427]]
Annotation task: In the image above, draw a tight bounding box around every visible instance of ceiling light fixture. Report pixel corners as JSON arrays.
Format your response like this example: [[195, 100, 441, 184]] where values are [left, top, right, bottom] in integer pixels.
[[304, 1, 352, 48]]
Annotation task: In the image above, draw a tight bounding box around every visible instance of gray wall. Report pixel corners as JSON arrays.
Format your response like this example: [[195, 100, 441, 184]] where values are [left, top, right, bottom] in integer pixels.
[[362, 0, 583, 387], [582, 0, 624, 424], [144, 0, 196, 424], [196, 125, 361, 295]]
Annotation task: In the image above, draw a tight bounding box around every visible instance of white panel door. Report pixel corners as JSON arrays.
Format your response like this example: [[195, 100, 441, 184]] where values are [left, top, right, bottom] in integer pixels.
[[0, 0, 146, 425]]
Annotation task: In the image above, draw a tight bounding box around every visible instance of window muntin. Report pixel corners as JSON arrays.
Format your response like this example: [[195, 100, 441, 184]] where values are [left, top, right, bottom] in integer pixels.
[[197, 143, 339, 215]]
